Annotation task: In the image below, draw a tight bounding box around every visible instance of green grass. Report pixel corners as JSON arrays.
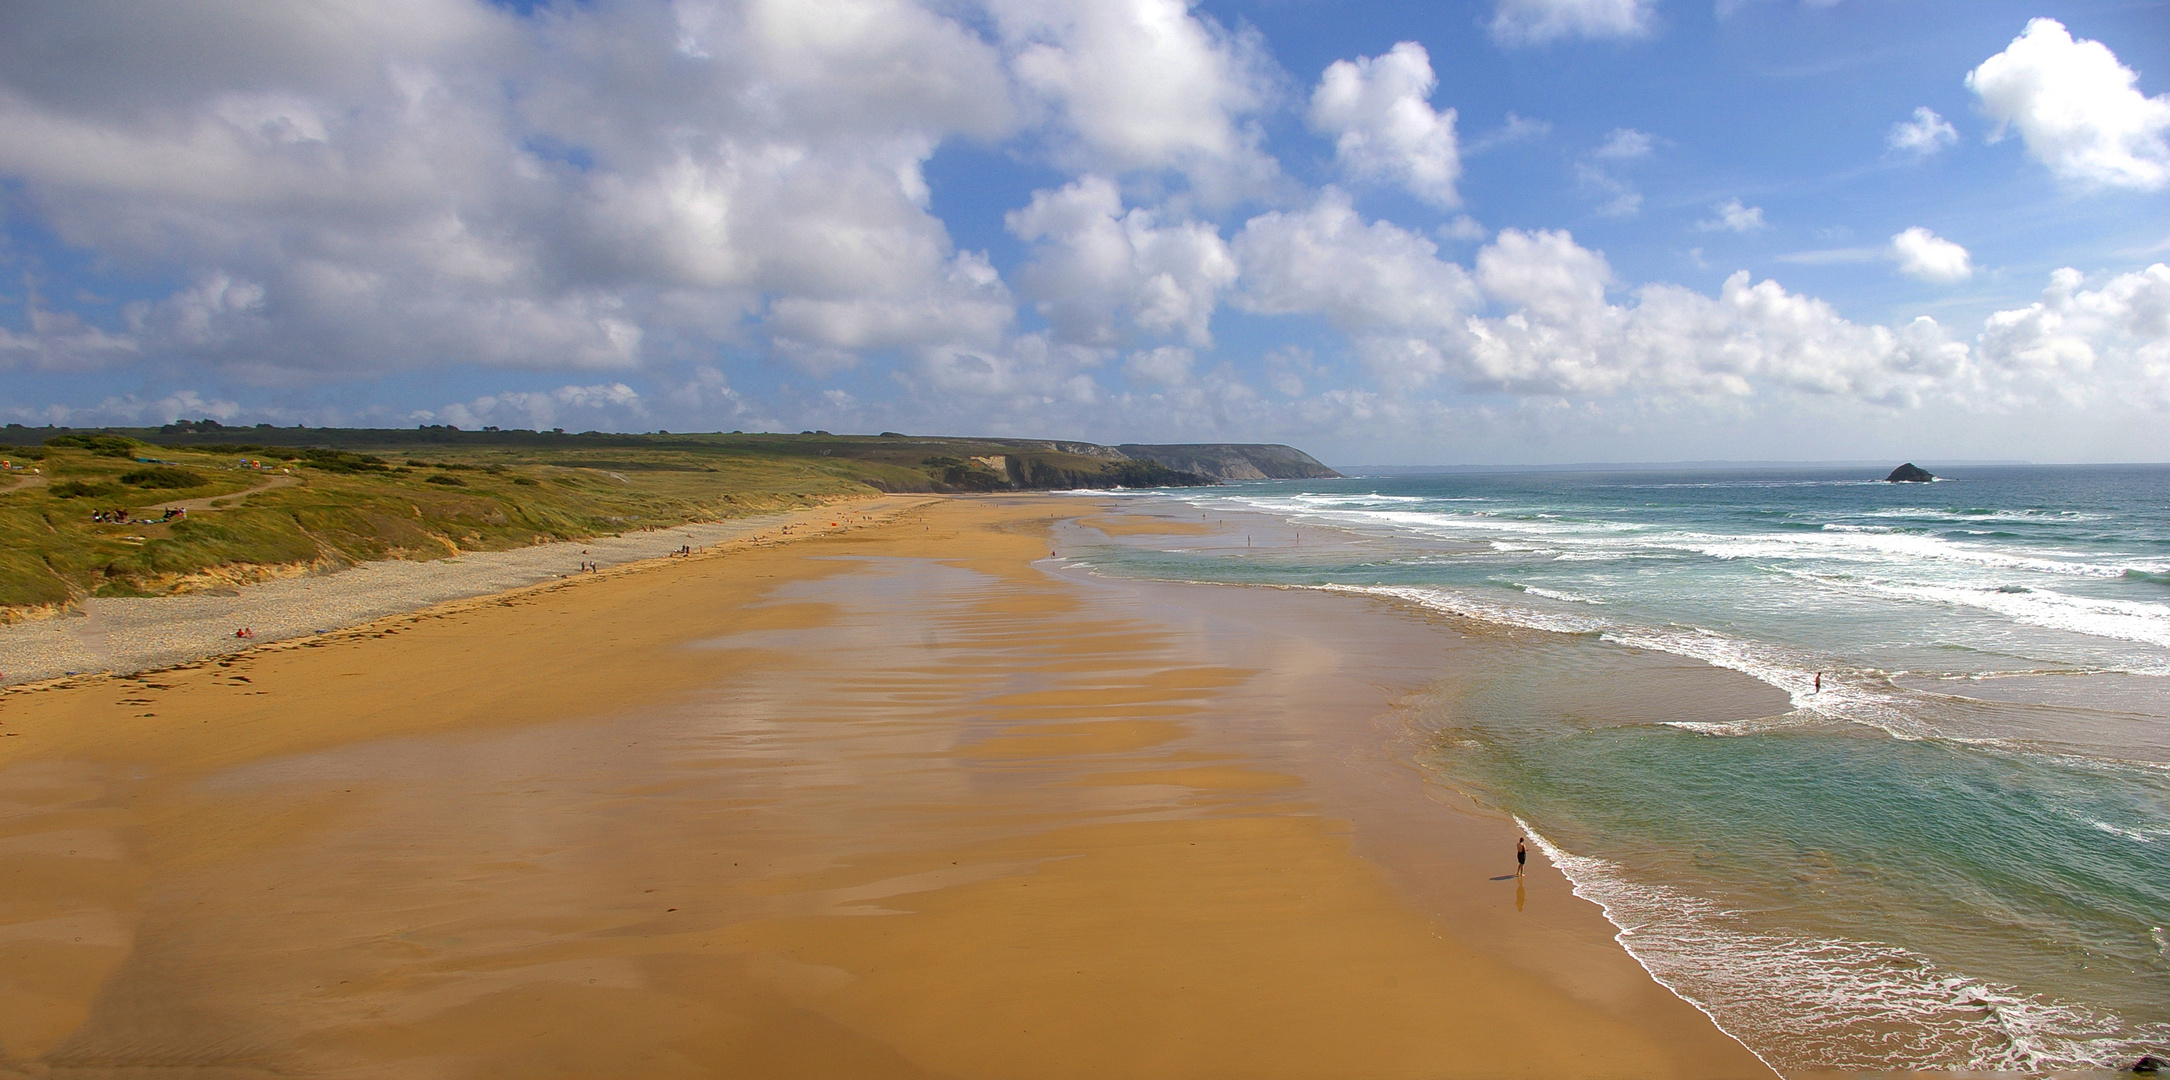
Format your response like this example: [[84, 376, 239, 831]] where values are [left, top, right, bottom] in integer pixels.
[[0, 428, 1212, 613]]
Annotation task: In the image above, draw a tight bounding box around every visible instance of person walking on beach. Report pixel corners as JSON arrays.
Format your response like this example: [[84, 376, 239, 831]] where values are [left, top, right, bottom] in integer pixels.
[[1814, 671, 1822, 693], [1516, 837, 1527, 876]]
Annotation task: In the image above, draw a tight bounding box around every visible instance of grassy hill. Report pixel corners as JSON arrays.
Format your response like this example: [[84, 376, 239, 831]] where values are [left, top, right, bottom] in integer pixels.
[[0, 425, 1215, 614]]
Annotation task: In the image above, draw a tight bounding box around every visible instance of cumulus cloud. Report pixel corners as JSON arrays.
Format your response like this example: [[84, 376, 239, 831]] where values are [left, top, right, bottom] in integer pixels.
[[995, 0, 1278, 201], [0, 0, 1038, 383], [1308, 42, 1462, 207], [1698, 198, 1767, 233], [1459, 229, 1976, 401], [0, 389, 244, 428], [1232, 189, 1476, 386], [424, 382, 647, 431], [1977, 263, 2170, 402], [1887, 106, 1959, 157], [1124, 345, 1195, 386], [1488, 0, 1655, 46], [1889, 227, 1973, 283], [1231, 203, 1979, 404], [1966, 18, 2170, 191], [1006, 175, 1236, 347]]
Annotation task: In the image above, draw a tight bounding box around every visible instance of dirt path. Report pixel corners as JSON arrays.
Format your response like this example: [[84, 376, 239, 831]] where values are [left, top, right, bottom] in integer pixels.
[[145, 472, 299, 515], [0, 473, 47, 495]]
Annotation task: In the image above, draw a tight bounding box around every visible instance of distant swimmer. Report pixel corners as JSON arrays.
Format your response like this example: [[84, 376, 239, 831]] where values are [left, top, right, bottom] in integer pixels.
[[1814, 672, 1822, 693], [1516, 837, 1527, 876]]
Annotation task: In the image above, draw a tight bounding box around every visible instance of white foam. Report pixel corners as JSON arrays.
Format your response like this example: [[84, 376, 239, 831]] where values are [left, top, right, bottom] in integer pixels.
[[1517, 820, 2167, 1072], [2088, 819, 2166, 844], [1856, 580, 2170, 656], [1521, 585, 1606, 605]]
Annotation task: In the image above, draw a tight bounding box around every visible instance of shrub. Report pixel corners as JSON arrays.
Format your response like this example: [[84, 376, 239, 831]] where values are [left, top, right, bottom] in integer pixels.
[[44, 434, 138, 453], [297, 447, 391, 473], [425, 474, 467, 486], [119, 466, 208, 489], [50, 480, 117, 498]]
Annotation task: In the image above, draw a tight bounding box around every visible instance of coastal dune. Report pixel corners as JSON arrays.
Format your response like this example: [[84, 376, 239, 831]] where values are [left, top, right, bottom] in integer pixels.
[[0, 496, 1773, 1078]]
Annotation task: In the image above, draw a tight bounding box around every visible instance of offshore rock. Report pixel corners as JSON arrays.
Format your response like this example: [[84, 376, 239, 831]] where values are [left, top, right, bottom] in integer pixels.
[[1885, 462, 1935, 483]]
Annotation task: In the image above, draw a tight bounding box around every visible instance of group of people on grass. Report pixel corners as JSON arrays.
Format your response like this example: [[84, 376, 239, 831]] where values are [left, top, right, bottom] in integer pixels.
[[90, 507, 187, 524]]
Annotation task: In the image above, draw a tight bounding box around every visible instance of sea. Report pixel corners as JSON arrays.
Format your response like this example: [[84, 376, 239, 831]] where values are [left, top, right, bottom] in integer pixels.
[[1074, 465, 2170, 1074]]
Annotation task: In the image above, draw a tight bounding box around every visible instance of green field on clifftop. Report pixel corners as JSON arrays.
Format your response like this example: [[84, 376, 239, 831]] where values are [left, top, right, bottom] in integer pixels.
[[0, 425, 1216, 612]]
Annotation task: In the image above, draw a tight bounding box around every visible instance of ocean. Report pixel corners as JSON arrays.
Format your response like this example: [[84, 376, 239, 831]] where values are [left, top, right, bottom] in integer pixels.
[[1074, 465, 2170, 1074]]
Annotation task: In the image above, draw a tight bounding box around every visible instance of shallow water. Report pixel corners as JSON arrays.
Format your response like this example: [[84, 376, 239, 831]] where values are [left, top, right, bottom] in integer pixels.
[[1074, 466, 2170, 1073]]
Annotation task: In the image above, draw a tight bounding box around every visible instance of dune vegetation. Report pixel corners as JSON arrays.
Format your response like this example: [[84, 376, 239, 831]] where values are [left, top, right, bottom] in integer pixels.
[[0, 426, 1209, 614]]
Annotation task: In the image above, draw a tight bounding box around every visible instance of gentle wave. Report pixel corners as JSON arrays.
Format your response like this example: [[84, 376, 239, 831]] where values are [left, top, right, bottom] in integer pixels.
[[1516, 584, 1607, 605], [1207, 496, 2169, 581], [1517, 822, 2167, 1072]]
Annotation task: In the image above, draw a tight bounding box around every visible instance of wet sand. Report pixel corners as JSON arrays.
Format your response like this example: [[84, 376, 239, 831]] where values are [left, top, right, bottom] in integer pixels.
[[0, 496, 1776, 1078]]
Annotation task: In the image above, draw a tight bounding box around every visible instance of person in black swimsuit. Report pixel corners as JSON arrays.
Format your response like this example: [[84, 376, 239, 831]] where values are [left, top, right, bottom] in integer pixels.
[[1516, 837, 1527, 875]]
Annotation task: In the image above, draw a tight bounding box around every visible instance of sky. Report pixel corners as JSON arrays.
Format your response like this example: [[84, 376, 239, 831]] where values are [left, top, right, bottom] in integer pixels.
[[2, 0, 2167, 465]]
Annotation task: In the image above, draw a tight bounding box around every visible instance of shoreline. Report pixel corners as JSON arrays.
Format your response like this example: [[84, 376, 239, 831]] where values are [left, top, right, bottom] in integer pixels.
[[0, 495, 926, 687], [0, 494, 1776, 1077]]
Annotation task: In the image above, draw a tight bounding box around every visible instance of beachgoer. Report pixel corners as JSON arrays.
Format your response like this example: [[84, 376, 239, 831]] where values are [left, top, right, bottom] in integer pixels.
[[1516, 837, 1527, 875], [1814, 672, 1821, 693]]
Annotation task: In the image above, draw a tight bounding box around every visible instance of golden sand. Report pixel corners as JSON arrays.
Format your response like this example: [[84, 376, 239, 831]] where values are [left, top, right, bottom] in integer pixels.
[[0, 496, 1773, 1078]]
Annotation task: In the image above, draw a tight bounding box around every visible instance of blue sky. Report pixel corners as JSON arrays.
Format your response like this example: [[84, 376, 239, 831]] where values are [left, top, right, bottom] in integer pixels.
[[2, 0, 2167, 464]]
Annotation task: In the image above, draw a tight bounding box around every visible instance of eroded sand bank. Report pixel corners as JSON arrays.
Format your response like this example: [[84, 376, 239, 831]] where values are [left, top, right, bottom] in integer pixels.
[[0, 496, 1776, 1079]]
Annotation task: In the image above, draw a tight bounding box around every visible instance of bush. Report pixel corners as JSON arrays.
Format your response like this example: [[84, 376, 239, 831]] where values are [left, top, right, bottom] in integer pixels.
[[512, 476, 539, 486], [297, 447, 391, 473], [44, 434, 138, 453], [120, 466, 208, 489], [50, 480, 117, 498], [425, 474, 467, 486]]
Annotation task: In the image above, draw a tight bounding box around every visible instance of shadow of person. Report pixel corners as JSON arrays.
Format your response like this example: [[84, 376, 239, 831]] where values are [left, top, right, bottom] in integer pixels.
[[1488, 874, 1516, 881], [1515, 878, 1526, 912]]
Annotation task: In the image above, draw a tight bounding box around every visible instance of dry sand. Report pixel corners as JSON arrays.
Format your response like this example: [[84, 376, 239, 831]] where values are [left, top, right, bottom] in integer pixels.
[[0, 498, 912, 685], [0, 496, 1776, 1079]]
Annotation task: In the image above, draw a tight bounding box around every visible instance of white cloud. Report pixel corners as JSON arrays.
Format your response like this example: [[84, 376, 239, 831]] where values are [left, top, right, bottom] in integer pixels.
[[1887, 106, 1958, 157], [1233, 189, 1478, 386], [1698, 198, 1767, 233], [0, 0, 1023, 382], [1576, 129, 1653, 216], [1774, 246, 1882, 266], [1231, 211, 1979, 404], [1308, 42, 1462, 207], [1488, 0, 1656, 46], [1006, 175, 1236, 347], [1441, 216, 1491, 242], [1232, 190, 1477, 331], [1889, 227, 1973, 283], [1460, 229, 1975, 401], [424, 382, 646, 431], [1576, 163, 1642, 217], [995, 0, 1278, 201], [1593, 127, 1656, 159], [1125, 345, 1195, 386], [1465, 112, 1552, 153], [1978, 264, 2170, 403], [1263, 344, 1317, 398], [1966, 18, 2170, 191]]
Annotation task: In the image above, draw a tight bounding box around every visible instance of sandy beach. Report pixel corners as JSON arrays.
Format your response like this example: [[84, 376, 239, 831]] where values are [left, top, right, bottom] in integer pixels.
[[0, 494, 1780, 1079]]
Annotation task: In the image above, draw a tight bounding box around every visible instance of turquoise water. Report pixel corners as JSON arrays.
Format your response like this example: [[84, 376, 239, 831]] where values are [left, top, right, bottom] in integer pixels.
[[1075, 466, 2170, 1073]]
